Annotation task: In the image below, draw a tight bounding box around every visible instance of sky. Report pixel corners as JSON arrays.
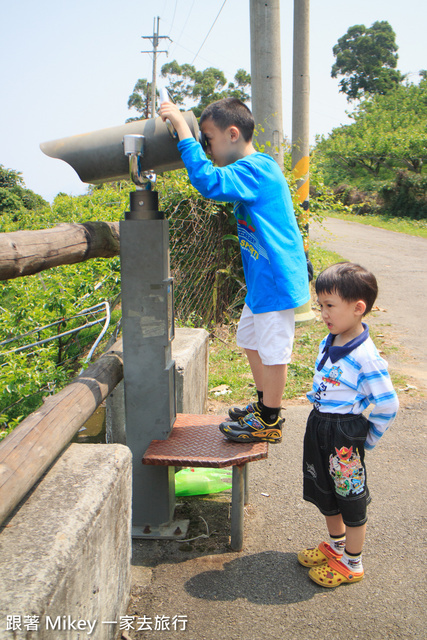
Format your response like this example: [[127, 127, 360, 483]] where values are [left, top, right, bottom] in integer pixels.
[[1, 0, 425, 203]]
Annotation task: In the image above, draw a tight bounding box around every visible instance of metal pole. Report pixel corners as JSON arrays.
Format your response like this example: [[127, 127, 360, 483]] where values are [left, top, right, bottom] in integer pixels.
[[250, 0, 284, 169], [231, 465, 245, 551]]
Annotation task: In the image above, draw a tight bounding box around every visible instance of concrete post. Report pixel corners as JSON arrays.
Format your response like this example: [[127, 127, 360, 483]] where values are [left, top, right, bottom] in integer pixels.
[[250, 0, 284, 169], [151, 17, 160, 117], [292, 0, 315, 325], [292, 0, 310, 229]]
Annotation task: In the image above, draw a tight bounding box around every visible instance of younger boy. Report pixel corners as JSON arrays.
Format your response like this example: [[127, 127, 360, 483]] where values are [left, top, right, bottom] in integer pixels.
[[160, 98, 310, 444], [300, 262, 399, 587]]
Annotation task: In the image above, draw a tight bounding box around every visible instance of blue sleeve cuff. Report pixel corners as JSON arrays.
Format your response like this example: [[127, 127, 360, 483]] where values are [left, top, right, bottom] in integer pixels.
[[177, 137, 198, 151]]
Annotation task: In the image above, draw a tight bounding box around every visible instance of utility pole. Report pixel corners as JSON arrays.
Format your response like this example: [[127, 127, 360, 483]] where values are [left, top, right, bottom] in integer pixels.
[[142, 17, 171, 116], [292, 0, 315, 324], [292, 0, 310, 239], [249, 0, 284, 169]]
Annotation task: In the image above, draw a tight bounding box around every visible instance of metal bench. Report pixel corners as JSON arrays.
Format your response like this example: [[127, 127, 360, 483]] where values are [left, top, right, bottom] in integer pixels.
[[142, 414, 268, 550]]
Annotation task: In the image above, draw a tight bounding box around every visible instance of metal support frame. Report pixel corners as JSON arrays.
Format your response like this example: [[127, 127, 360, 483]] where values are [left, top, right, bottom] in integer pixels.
[[231, 464, 247, 552], [39, 111, 200, 541]]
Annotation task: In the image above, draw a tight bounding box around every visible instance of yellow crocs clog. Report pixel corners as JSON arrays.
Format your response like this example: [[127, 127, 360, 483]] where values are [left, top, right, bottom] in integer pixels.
[[308, 556, 364, 588], [297, 541, 342, 567]]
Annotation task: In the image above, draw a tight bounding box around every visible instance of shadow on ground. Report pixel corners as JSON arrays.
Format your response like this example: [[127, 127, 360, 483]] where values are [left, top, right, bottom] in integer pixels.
[[184, 550, 317, 605]]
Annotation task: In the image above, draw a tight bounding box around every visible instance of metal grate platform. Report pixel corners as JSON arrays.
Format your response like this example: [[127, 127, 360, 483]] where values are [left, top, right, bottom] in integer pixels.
[[142, 413, 268, 468], [142, 414, 268, 550]]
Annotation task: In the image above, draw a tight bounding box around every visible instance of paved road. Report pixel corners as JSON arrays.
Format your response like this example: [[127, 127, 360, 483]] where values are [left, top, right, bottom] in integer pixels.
[[311, 217, 427, 386], [128, 403, 426, 640]]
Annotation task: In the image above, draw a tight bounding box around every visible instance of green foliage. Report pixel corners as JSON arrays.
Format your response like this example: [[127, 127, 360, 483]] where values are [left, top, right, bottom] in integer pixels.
[[0, 182, 128, 439], [0, 165, 48, 231], [332, 21, 404, 101], [127, 60, 251, 120], [315, 77, 427, 218], [160, 61, 200, 107], [253, 132, 350, 243], [127, 78, 152, 120], [317, 79, 427, 181], [0, 166, 23, 189], [380, 170, 427, 219], [0, 188, 25, 219]]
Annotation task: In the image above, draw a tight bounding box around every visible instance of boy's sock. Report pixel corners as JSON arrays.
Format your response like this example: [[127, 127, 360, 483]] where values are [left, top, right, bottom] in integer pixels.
[[341, 549, 364, 573], [257, 390, 264, 404], [259, 403, 281, 425], [329, 533, 346, 555]]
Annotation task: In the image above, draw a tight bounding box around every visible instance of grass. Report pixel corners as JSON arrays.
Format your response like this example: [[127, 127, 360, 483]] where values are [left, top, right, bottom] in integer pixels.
[[326, 211, 427, 238]]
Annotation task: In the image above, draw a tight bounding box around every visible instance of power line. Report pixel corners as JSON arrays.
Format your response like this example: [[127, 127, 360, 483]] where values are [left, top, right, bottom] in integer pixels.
[[167, 0, 179, 37], [191, 0, 228, 64], [167, 0, 196, 60]]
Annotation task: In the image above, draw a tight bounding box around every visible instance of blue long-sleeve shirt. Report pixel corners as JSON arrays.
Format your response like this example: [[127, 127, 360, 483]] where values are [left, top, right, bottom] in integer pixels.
[[177, 138, 310, 313]]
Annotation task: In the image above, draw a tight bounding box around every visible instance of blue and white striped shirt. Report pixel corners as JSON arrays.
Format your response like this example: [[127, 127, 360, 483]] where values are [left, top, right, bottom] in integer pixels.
[[307, 326, 399, 450]]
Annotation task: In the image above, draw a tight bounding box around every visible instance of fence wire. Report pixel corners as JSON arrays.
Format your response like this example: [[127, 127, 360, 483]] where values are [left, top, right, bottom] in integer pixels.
[[165, 198, 244, 327]]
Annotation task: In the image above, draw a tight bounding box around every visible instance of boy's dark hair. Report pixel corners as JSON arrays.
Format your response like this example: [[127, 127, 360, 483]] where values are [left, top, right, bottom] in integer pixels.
[[199, 98, 255, 142], [315, 262, 378, 315]]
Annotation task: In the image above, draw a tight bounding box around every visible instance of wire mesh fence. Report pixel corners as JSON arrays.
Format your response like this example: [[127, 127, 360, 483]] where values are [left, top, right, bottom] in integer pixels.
[[165, 198, 245, 327]]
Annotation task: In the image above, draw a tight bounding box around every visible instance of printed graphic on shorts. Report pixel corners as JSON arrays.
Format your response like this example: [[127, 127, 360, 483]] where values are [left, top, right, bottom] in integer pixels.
[[306, 462, 317, 479], [329, 446, 365, 497], [322, 365, 343, 386], [235, 204, 269, 262]]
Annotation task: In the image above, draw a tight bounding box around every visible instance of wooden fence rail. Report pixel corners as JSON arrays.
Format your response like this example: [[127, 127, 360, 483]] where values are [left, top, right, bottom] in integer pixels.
[[0, 221, 120, 281], [0, 338, 123, 526]]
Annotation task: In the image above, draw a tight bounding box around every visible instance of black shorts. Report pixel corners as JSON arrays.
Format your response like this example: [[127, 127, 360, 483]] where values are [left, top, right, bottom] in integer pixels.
[[303, 408, 371, 527]]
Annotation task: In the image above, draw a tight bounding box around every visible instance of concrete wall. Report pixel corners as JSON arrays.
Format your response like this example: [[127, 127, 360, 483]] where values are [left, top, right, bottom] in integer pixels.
[[173, 327, 209, 414], [0, 444, 132, 640]]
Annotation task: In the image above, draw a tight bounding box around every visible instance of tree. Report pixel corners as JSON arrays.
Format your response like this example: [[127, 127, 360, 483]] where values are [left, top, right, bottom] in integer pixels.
[[127, 79, 152, 121], [316, 77, 427, 181], [127, 61, 251, 121], [315, 76, 427, 218], [331, 21, 404, 101], [0, 166, 48, 228]]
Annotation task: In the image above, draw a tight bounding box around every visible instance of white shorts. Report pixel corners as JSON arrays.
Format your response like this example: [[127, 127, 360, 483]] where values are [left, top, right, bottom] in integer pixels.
[[236, 304, 295, 365]]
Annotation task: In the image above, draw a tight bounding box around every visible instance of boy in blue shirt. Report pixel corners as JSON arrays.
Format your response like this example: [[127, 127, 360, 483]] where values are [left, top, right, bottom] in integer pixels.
[[299, 262, 399, 587], [160, 98, 310, 443]]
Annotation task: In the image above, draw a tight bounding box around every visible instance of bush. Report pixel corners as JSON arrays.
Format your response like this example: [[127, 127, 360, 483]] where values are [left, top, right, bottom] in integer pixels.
[[380, 170, 427, 219]]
